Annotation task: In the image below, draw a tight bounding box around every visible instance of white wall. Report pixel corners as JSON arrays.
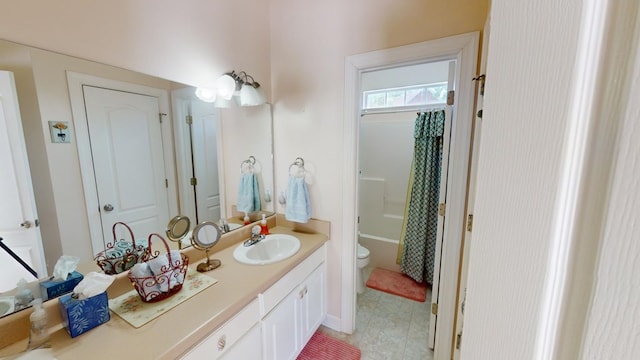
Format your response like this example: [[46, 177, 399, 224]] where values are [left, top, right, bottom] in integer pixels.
[[581, 42, 640, 358], [0, 0, 489, 329], [361, 61, 449, 91], [462, 0, 640, 358], [0, 1, 270, 270], [461, 0, 582, 357], [270, 0, 488, 326], [0, 0, 271, 93]]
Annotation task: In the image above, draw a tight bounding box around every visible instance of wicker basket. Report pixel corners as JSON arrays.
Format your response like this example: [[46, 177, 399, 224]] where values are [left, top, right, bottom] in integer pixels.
[[94, 222, 150, 275], [127, 233, 189, 303]]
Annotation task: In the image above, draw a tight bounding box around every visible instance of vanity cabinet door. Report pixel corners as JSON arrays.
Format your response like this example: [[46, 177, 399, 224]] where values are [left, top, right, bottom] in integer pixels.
[[298, 263, 326, 346], [262, 290, 300, 360]]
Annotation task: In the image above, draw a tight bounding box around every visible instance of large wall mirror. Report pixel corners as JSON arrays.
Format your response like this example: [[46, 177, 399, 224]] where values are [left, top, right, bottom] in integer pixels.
[[0, 39, 273, 316]]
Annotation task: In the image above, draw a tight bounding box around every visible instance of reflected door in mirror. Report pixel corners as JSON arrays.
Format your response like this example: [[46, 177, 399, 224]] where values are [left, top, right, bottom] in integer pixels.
[[83, 86, 170, 250], [191, 99, 221, 223], [0, 71, 45, 291]]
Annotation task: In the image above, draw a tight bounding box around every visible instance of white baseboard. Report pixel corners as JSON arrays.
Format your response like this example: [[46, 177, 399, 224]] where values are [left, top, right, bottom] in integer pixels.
[[322, 314, 344, 333]]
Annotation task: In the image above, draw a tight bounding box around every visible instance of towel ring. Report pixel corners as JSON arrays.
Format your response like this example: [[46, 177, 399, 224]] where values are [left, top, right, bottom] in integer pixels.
[[241, 156, 256, 174], [289, 157, 306, 178]]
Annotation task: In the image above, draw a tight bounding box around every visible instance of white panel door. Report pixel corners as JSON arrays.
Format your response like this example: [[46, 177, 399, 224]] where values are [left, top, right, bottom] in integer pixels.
[[0, 71, 45, 291], [262, 291, 300, 360], [191, 99, 221, 223], [428, 60, 457, 349], [298, 264, 326, 346], [82, 86, 169, 249]]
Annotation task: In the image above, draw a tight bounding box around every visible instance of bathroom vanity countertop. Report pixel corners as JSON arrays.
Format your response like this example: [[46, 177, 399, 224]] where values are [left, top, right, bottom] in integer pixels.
[[0, 222, 329, 359]]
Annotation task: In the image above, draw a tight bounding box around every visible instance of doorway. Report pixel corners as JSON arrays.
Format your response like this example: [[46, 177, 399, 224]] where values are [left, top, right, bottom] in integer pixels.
[[357, 60, 454, 357], [171, 87, 222, 227], [342, 32, 479, 360], [68, 72, 178, 256], [0, 71, 45, 291]]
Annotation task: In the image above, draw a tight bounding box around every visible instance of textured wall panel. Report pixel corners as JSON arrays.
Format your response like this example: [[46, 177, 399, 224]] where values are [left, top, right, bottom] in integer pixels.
[[581, 31, 640, 359], [462, 0, 582, 358]]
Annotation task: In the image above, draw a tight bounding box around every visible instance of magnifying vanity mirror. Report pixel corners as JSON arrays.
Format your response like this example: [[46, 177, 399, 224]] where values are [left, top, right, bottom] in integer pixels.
[[165, 216, 192, 250], [0, 38, 274, 317], [190, 222, 222, 272]]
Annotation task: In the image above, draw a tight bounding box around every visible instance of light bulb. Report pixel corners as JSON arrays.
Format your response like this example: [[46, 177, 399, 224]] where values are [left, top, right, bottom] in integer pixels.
[[216, 73, 237, 100], [240, 84, 266, 106], [194, 87, 216, 103]]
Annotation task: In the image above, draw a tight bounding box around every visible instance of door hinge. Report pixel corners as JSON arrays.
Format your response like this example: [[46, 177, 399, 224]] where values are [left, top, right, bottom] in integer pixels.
[[431, 303, 438, 315], [439, 203, 446, 216], [165, 179, 168, 188], [467, 214, 474, 232], [447, 90, 455, 105], [185, 115, 193, 125], [159, 113, 167, 123], [190, 177, 197, 186], [456, 333, 462, 349]]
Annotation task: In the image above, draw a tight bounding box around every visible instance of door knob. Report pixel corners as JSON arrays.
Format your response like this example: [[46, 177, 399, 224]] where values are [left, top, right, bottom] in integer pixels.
[[20, 221, 32, 229], [103, 204, 114, 212]]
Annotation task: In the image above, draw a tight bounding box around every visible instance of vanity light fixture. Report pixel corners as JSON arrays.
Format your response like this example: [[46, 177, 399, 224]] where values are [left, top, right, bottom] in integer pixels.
[[195, 70, 266, 107], [194, 87, 216, 103]]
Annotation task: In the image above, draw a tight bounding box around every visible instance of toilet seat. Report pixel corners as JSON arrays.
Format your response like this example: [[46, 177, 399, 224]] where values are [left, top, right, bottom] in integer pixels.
[[357, 243, 370, 259]]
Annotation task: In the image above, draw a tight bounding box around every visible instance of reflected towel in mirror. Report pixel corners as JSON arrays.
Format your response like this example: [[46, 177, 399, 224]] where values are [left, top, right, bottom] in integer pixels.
[[237, 173, 261, 213], [285, 176, 311, 223]]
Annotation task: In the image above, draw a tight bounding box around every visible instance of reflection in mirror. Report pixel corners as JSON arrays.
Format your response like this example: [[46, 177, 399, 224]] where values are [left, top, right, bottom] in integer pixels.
[[190, 221, 222, 272], [219, 105, 275, 223], [173, 98, 275, 232], [165, 215, 191, 250], [0, 39, 273, 316]]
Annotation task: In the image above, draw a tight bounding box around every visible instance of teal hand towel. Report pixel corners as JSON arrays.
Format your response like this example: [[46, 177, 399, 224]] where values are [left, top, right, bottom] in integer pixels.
[[285, 176, 311, 223], [237, 173, 261, 213]]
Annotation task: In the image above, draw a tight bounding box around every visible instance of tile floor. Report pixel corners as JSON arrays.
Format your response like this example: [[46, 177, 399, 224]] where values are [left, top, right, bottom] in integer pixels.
[[319, 267, 433, 360]]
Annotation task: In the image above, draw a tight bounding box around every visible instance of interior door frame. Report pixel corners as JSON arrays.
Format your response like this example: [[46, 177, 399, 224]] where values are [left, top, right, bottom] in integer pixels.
[[342, 32, 479, 360], [171, 87, 225, 224], [453, 17, 491, 359], [0, 70, 46, 284], [67, 72, 178, 255]]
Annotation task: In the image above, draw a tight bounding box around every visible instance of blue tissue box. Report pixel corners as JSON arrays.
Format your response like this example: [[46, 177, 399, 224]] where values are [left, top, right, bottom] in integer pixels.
[[58, 291, 110, 338], [40, 271, 84, 301]]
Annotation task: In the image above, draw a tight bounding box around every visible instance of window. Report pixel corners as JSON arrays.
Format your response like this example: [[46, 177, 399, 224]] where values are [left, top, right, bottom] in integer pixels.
[[363, 82, 448, 111]]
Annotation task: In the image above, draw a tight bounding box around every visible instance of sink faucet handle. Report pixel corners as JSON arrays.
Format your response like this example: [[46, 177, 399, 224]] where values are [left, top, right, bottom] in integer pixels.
[[251, 225, 261, 236]]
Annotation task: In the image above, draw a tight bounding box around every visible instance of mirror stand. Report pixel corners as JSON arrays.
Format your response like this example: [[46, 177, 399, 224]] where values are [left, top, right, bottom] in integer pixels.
[[191, 221, 222, 273], [196, 248, 221, 272]]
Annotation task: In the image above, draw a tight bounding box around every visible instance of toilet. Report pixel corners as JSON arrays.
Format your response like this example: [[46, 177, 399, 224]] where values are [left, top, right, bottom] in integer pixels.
[[356, 242, 370, 294]]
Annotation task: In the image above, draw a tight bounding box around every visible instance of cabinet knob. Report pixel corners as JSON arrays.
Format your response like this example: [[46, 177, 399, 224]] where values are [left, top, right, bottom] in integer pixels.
[[217, 335, 226, 351], [299, 286, 308, 299]]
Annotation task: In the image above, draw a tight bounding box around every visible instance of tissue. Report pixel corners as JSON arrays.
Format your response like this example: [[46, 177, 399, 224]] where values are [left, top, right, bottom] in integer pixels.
[[53, 255, 80, 281], [58, 272, 113, 338], [72, 272, 115, 300]]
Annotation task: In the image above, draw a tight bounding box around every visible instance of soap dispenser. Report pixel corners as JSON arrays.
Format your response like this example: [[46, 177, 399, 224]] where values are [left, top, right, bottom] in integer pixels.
[[243, 212, 250, 225], [28, 298, 49, 350], [259, 214, 269, 235]]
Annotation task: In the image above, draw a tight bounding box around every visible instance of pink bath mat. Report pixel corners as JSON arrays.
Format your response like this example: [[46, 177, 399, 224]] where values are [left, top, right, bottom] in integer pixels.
[[297, 331, 361, 360], [365, 267, 428, 302]]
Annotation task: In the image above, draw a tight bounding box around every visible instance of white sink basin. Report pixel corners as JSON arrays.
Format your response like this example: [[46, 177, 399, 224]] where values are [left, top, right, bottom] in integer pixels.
[[233, 234, 301, 265]]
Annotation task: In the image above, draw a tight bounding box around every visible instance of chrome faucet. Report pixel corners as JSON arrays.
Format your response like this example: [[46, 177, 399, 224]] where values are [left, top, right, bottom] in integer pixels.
[[243, 225, 265, 247]]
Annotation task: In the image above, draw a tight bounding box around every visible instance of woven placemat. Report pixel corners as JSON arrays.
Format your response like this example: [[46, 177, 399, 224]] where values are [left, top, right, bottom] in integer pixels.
[[109, 268, 217, 328]]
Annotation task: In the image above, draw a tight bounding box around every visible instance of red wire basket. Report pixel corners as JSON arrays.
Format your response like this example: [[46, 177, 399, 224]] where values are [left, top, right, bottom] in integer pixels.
[[94, 222, 151, 275], [127, 233, 189, 303]]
